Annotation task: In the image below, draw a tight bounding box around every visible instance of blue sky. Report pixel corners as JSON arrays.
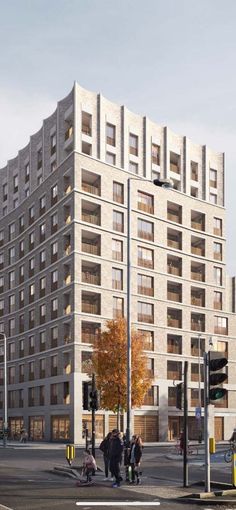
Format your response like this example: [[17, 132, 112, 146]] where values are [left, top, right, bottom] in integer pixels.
[[1, 0, 236, 273]]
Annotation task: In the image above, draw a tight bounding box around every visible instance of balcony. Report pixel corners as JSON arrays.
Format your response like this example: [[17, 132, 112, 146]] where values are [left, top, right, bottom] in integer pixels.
[[167, 229, 182, 251], [167, 309, 182, 329], [82, 200, 101, 226], [191, 288, 205, 307], [191, 211, 205, 232], [214, 326, 228, 335], [167, 283, 182, 303], [82, 321, 100, 344], [64, 176, 72, 195], [82, 112, 92, 136], [82, 271, 100, 286], [82, 292, 101, 315], [170, 152, 180, 174], [191, 236, 205, 257], [64, 235, 71, 256], [167, 335, 182, 354], [191, 262, 205, 282], [82, 169, 101, 196], [167, 361, 182, 380], [137, 313, 154, 324], [167, 255, 182, 277], [191, 314, 205, 332], [167, 202, 182, 224], [138, 286, 154, 297], [64, 205, 72, 225]]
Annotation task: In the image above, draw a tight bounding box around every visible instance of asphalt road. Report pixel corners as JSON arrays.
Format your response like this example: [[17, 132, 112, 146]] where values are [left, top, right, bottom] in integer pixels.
[[0, 445, 233, 509]]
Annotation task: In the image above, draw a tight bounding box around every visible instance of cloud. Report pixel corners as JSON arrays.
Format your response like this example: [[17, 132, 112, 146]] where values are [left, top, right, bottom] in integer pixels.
[[0, 88, 56, 167]]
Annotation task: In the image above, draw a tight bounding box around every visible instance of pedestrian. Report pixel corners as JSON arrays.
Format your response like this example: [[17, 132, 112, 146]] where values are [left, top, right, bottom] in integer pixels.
[[82, 449, 97, 483], [133, 436, 143, 485], [99, 432, 112, 481], [109, 429, 123, 488], [179, 430, 184, 455], [129, 435, 142, 484]]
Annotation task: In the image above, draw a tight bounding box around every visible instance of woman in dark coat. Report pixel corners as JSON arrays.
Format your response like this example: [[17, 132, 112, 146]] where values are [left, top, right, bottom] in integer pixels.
[[129, 435, 143, 485]]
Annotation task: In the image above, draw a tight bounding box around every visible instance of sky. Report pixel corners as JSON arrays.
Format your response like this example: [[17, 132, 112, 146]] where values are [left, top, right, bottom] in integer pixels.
[[0, 0, 236, 273]]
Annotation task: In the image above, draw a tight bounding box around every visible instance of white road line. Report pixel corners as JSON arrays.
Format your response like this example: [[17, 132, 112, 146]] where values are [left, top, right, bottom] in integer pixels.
[[0, 504, 15, 510], [76, 503, 160, 507]]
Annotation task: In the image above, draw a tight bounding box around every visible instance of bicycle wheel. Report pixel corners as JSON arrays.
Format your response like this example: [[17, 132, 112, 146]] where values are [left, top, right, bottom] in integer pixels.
[[224, 449, 232, 463]]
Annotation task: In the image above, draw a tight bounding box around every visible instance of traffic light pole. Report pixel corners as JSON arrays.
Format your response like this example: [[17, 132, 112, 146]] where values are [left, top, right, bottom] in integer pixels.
[[91, 373, 96, 459], [183, 361, 188, 488], [204, 352, 210, 492]]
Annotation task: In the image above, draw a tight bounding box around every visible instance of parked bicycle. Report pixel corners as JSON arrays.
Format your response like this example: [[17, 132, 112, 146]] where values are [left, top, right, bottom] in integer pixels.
[[224, 442, 236, 463]]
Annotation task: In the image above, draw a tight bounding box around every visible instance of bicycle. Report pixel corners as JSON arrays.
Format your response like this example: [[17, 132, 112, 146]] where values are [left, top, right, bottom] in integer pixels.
[[170, 441, 198, 456], [224, 442, 236, 463]]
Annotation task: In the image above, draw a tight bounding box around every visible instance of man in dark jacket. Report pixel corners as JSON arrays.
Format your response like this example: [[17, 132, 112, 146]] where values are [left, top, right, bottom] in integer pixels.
[[99, 432, 112, 480], [109, 429, 123, 487]]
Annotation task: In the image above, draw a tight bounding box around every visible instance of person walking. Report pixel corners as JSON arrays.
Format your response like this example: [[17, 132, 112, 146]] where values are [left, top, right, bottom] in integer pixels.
[[129, 435, 143, 485], [109, 429, 123, 488], [99, 432, 112, 481]]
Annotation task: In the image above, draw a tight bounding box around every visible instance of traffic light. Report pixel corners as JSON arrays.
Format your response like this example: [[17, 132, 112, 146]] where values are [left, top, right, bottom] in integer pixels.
[[89, 389, 100, 411], [208, 351, 228, 402], [176, 382, 183, 410], [83, 382, 92, 410]]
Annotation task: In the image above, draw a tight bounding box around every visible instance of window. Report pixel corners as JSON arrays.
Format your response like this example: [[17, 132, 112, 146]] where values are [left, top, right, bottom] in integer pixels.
[[129, 161, 138, 174], [138, 219, 154, 241], [29, 361, 35, 381], [19, 289, 24, 308], [0, 299, 4, 316], [138, 191, 154, 214], [19, 314, 24, 333], [29, 231, 35, 249], [29, 283, 35, 302], [39, 358, 46, 377], [51, 355, 58, 376], [210, 168, 217, 188], [51, 161, 57, 173], [9, 247, 15, 264], [129, 133, 138, 156], [40, 276, 46, 296], [29, 205, 34, 224], [19, 264, 24, 283], [39, 249, 46, 269], [214, 267, 222, 286], [113, 182, 124, 204], [51, 241, 58, 262], [50, 133, 56, 156], [39, 195, 46, 215], [139, 330, 154, 351], [13, 198, 18, 209], [51, 183, 58, 205], [18, 217, 24, 236], [0, 230, 4, 246], [106, 123, 116, 146], [214, 217, 222, 236], [82, 111, 92, 136], [9, 223, 15, 241], [2, 183, 7, 201], [210, 193, 217, 204], [9, 270, 15, 289], [113, 297, 124, 318], [191, 161, 198, 181], [167, 334, 182, 354], [112, 239, 123, 261], [51, 298, 58, 319], [25, 187, 29, 198], [29, 335, 35, 355], [37, 148, 42, 169], [19, 239, 24, 256], [170, 152, 180, 174], [214, 291, 222, 310], [0, 276, 4, 293], [13, 174, 18, 193], [19, 363, 24, 382], [151, 144, 160, 166], [51, 269, 58, 291], [138, 302, 154, 323], [29, 257, 35, 276], [25, 162, 30, 182], [51, 326, 58, 348], [40, 331, 46, 352], [39, 223, 46, 242], [29, 309, 35, 328], [9, 318, 15, 335], [214, 316, 228, 335], [214, 242, 222, 261], [191, 337, 205, 357], [137, 246, 154, 269], [112, 268, 123, 290], [113, 211, 124, 232], [167, 202, 182, 224], [137, 274, 154, 296], [51, 212, 58, 234], [40, 304, 46, 323], [8, 366, 15, 384], [106, 152, 116, 165]]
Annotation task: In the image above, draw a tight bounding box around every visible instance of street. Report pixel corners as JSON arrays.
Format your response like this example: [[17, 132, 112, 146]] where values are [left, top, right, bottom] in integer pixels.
[[0, 444, 234, 509]]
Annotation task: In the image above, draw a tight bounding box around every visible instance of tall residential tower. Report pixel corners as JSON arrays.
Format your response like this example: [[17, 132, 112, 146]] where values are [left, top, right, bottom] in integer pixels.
[[0, 83, 235, 442]]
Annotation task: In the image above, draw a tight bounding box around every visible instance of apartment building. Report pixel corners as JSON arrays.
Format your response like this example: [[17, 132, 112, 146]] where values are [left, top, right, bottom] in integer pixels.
[[0, 82, 235, 443]]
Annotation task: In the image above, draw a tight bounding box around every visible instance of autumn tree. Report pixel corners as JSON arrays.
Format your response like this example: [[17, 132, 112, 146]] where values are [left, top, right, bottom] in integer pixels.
[[91, 318, 153, 423]]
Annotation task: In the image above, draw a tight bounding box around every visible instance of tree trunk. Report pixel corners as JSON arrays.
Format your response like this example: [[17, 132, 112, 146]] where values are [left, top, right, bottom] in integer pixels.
[[117, 402, 120, 430]]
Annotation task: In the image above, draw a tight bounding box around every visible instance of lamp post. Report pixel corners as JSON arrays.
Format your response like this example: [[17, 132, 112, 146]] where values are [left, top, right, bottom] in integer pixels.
[[0, 333, 7, 448], [198, 333, 202, 442], [126, 176, 173, 444]]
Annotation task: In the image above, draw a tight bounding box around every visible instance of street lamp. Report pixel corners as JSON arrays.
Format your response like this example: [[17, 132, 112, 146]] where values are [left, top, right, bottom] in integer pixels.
[[126, 176, 173, 444], [0, 333, 7, 448]]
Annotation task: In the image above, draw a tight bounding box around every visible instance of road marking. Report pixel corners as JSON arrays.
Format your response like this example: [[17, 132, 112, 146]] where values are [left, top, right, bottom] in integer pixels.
[[76, 503, 160, 507], [0, 504, 14, 510]]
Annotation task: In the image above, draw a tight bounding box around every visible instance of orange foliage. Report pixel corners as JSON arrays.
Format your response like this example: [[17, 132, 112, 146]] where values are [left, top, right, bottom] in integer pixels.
[[91, 318, 153, 412]]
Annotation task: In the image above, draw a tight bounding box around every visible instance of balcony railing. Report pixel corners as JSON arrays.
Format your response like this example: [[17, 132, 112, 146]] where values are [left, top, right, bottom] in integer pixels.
[[167, 344, 181, 354], [191, 221, 204, 231], [191, 246, 205, 256], [138, 230, 153, 241], [113, 193, 123, 204], [191, 271, 204, 282], [82, 332, 98, 344], [82, 125, 92, 136], [82, 212, 100, 225], [113, 222, 123, 232], [82, 242, 100, 255], [82, 273, 100, 285], [191, 321, 205, 332], [82, 302, 100, 314], [214, 227, 222, 236], [167, 213, 180, 223], [138, 313, 154, 324], [191, 297, 204, 307], [138, 258, 153, 269], [214, 252, 222, 261], [214, 301, 222, 310], [167, 292, 181, 302], [168, 239, 181, 250], [138, 202, 154, 214], [167, 370, 181, 380], [214, 326, 228, 335], [112, 251, 122, 261], [138, 286, 154, 296], [82, 182, 100, 195], [167, 318, 181, 328], [170, 163, 180, 174]]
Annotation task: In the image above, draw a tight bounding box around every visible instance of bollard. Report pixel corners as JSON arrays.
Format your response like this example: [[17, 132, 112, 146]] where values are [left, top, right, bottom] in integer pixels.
[[66, 444, 75, 466], [209, 437, 215, 454], [232, 453, 236, 487]]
